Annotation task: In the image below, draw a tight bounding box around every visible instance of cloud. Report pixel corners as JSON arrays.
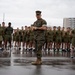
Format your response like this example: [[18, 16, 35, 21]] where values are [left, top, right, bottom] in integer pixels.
[[0, 0, 75, 28]]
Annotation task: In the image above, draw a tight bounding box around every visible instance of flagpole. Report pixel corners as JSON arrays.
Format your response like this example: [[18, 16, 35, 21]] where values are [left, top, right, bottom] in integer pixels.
[[3, 13, 5, 22]]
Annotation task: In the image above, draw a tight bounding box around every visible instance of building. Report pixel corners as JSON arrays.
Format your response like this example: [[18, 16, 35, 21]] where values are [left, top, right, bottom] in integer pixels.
[[63, 18, 75, 29]]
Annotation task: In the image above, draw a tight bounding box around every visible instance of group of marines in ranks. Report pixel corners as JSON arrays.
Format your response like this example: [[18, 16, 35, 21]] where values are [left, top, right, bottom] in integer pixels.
[[13, 25, 75, 53], [0, 21, 75, 57]]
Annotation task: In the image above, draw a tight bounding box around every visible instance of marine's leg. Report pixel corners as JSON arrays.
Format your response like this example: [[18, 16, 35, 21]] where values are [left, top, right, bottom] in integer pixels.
[[71, 46, 74, 58], [32, 40, 44, 65], [9, 36, 12, 48], [50, 42, 53, 50], [47, 42, 50, 51], [0, 41, 2, 46], [67, 43, 70, 52]]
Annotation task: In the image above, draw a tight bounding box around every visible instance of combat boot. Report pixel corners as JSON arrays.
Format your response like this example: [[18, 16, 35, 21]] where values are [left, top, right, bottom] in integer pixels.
[[32, 58, 42, 65]]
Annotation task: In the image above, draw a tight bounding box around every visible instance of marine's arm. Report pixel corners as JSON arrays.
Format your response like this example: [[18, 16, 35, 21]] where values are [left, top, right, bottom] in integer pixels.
[[32, 20, 47, 30]]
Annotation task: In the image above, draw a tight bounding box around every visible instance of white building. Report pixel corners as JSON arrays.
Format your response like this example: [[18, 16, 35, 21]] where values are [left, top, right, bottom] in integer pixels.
[[63, 18, 75, 29]]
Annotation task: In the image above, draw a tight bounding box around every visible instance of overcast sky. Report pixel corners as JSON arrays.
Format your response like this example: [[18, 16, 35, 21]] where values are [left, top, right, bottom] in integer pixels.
[[0, 0, 75, 29]]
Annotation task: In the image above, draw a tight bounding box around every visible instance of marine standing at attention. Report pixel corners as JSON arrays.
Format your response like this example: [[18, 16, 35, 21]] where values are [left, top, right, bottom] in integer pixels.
[[32, 10, 47, 65]]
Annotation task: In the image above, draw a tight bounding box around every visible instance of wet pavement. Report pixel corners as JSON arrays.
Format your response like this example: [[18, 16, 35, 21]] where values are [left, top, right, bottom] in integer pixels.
[[0, 49, 75, 75]]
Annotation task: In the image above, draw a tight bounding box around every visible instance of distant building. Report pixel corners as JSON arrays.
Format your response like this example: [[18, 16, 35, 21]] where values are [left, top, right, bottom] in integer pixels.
[[63, 18, 75, 29]]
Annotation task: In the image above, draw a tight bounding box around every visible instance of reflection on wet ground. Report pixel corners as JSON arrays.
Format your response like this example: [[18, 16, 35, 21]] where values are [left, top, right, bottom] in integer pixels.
[[14, 58, 75, 66], [13, 51, 72, 57], [0, 59, 10, 66], [0, 49, 75, 75]]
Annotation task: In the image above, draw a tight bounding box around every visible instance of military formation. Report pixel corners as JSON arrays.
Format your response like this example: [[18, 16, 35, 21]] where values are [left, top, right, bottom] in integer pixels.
[[0, 10, 75, 65], [13, 26, 75, 52]]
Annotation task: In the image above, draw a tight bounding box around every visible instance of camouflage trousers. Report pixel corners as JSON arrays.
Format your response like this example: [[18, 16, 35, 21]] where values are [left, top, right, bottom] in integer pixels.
[[0, 35, 3, 41], [34, 40, 45, 59]]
